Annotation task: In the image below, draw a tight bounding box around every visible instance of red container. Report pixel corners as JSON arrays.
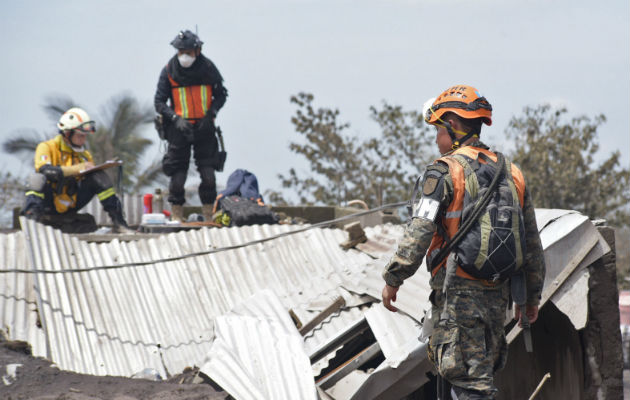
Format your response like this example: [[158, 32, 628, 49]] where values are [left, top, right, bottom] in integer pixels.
[[143, 193, 153, 214]]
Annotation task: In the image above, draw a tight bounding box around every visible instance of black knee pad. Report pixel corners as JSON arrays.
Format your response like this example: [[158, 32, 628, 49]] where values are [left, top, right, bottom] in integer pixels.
[[39, 165, 63, 183]]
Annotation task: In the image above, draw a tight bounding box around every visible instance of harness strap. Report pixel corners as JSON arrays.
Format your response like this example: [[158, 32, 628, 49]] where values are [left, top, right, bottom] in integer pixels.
[[430, 152, 506, 270]]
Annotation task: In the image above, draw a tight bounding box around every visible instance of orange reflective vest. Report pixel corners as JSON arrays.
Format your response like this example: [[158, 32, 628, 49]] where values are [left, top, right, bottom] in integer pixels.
[[426, 146, 526, 281], [167, 74, 212, 122]]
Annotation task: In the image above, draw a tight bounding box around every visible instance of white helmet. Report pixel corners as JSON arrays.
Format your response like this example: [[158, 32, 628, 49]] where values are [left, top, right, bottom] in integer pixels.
[[57, 107, 95, 133]]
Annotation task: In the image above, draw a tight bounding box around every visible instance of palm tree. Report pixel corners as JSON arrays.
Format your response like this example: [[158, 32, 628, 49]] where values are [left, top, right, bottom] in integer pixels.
[[2, 93, 164, 194], [88, 94, 154, 190], [2, 95, 74, 161]]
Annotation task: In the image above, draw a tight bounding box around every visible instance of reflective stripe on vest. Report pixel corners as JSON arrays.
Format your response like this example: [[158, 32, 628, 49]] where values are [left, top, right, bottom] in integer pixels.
[[426, 146, 526, 281], [167, 74, 212, 121]]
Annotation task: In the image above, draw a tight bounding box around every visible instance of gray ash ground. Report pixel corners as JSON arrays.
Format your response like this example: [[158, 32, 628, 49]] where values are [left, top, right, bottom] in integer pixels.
[[0, 338, 227, 400]]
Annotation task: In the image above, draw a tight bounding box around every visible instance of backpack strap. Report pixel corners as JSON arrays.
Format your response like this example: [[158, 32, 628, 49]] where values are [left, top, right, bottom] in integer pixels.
[[430, 152, 506, 270], [500, 157, 525, 268]]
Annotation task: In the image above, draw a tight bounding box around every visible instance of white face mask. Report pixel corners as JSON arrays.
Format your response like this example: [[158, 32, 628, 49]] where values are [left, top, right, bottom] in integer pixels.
[[177, 53, 196, 68]]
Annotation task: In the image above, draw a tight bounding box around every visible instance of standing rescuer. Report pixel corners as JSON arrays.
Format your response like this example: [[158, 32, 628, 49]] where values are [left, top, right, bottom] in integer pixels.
[[381, 85, 546, 400], [22, 107, 131, 232], [154, 29, 228, 222]]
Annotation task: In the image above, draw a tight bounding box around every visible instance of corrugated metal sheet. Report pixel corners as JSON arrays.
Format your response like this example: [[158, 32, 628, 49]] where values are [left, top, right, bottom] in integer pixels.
[[505, 211, 611, 342], [304, 224, 407, 377], [356, 224, 404, 259], [364, 304, 422, 364], [1, 208, 613, 399], [83, 194, 144, 226], [332, 209, 612, 399], [0, 231, 47, 355], [200, 290, 317, 400], [343, 209, 610, 325], [18, 217, 375, 377]]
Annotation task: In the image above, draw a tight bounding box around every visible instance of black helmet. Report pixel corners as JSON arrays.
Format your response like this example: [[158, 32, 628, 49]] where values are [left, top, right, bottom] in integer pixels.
[[170, 30, 203, 50]]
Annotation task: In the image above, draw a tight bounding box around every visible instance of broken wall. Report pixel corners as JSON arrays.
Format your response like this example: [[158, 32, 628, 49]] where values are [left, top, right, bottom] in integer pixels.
[[496, 225, 622, 400], [583, 226, 623, 399], [496, 303, 585, 400]]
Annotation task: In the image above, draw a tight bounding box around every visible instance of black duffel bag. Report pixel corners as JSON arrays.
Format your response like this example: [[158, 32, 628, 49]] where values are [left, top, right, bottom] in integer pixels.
[[218, 195, 278, 226]]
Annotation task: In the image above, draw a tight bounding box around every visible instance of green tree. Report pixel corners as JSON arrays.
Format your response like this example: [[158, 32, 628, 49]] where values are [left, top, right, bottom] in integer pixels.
[[362, 103, 436, 206], [88, 94, 153, 189], [2, 95, 75, 163], [2, 93, 162, 194], [506, 104, 630, 227], [274, 93, 360, 205], [269, 93, 435, 207]]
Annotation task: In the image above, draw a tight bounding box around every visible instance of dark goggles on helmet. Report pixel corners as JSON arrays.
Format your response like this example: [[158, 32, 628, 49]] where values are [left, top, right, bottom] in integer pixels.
[[171, 30, 203, 49], [75, 121, 96, 133], [426, 97, 492, 119]]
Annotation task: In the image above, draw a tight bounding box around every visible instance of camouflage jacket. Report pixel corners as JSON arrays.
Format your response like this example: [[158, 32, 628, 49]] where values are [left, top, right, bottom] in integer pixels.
[[382, 142, 546, 305]]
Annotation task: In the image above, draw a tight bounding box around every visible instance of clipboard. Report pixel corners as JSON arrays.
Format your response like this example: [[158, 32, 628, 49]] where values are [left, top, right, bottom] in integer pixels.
[[78, 158, 123, 176]]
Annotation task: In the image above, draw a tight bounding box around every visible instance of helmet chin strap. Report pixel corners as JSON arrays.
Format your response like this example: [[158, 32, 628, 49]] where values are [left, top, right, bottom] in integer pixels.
[[441, 121, 477, 150], [63, 130, 86, 152]]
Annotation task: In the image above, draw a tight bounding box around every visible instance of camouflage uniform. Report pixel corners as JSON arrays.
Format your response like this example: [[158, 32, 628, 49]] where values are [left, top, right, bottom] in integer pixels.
[[382, 142, 545, 399]]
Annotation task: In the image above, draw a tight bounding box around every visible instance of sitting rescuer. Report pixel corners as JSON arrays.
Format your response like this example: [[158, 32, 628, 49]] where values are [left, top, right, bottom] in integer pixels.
[[381, 85, 546, 400], [154, 29, 228, 222], [22, 107, 132, 233]]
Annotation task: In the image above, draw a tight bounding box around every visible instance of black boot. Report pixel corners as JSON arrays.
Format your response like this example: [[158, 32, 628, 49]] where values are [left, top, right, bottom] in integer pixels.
[[103, 196, 134, 233], [22, 206, 44, 222], [110, 214, 134, 234], [22, 195, 45, 222]]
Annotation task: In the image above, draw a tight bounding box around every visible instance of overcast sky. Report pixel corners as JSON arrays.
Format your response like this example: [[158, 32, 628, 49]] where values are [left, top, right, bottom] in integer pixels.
[[1, 0, 628, 200]]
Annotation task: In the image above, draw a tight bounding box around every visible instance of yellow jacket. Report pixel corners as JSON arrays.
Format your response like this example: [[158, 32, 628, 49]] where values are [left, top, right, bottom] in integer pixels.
[[34, 135, 93, 213]]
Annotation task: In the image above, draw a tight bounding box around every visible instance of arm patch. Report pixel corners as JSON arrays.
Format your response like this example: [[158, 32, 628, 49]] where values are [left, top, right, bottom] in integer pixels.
[[423, 177, 438, 196], [421, 164, 448, 197], [412, 163, 448, 221]]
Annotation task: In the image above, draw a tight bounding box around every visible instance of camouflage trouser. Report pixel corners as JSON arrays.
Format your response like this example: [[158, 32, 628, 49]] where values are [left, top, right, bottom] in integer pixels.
[[428, 283, 509, 398]]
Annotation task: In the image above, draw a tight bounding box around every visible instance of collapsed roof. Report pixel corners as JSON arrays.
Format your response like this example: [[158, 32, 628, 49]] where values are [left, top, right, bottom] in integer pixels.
[[0, 209, 612, 399]]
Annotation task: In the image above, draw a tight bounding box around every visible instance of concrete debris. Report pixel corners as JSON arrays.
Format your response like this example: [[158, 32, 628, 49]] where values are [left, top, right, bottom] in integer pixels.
[[340, 221, 367, 250], [2, 363, 22, 386]]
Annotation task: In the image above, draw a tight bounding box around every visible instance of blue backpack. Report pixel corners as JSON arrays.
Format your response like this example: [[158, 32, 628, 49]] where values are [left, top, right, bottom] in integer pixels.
[[215, 169, 277, 226]]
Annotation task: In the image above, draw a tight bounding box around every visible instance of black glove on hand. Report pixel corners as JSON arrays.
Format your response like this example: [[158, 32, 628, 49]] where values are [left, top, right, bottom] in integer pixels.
[[197, 112, 215, 133], [173, 115, 193, 132]]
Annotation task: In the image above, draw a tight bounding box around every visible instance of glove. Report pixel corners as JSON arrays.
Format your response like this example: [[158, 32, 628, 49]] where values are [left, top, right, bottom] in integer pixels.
[[173, 115, 193, 132], [197, 112, 215, 133]]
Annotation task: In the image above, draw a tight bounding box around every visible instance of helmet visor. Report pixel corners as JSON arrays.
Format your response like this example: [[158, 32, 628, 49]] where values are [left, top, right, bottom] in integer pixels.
[[75, 121, 96, 133]]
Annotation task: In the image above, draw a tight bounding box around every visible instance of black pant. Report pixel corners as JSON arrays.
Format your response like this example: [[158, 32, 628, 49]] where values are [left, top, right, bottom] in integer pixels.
[[162, 125, 218, 205], [24, 170, 119, 216]]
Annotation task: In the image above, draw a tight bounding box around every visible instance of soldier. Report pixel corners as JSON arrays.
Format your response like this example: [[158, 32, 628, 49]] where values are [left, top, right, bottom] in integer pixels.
[[22, 107, 131, 233], [381, 85, 545, 399], [154, 29, 228, 222]]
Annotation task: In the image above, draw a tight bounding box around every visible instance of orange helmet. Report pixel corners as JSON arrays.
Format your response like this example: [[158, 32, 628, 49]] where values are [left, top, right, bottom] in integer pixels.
[[425, 85, 492, 126]]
